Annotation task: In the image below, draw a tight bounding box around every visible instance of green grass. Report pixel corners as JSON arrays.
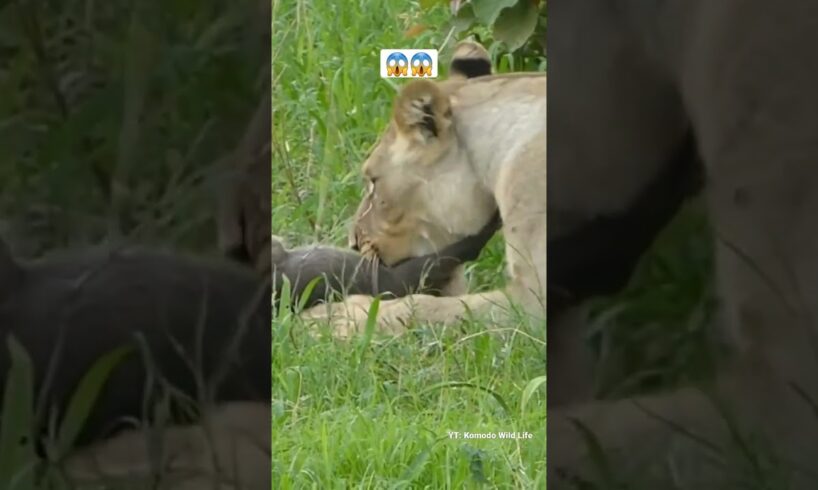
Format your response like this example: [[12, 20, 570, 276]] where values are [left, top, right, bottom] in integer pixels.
[[271, 0, 546, 487], [587, 200, 719, 399]]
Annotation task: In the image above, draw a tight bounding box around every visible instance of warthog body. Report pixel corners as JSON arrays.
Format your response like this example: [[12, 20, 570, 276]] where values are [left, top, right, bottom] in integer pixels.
[[0, 239, 270, 448]]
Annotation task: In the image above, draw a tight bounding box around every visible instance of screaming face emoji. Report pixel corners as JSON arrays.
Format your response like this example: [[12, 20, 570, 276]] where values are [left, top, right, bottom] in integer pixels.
[[386, 52, 408, 77], [410, 52, 433, 77]]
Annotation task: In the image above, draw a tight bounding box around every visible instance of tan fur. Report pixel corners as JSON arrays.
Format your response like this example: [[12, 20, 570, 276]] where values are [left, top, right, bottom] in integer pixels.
[[302, 73, 546, 335], [64, 402, 270, 490], [549, 159, 818, 488], [546, 1, 818, 485]]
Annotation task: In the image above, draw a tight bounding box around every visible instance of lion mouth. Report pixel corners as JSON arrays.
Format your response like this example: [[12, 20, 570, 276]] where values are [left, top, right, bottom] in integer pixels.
[[358, 241, 380, 261]]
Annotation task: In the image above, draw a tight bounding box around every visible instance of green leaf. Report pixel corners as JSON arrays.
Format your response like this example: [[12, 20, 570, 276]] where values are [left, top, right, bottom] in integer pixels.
[[275, 274, 293, 318], [419, 0, 446, 9], [493, 0, 540, 52], [449, 3, 476, 35], [471, 0, 517, 26], [356, 296, 380, 361], [392, 436, 446, 488], [521, 375, 546, 414], [296, 276, 324, 312], [420, 381, 511, 416], [55, 345, 134, 456], [0, 336, 36, 487]]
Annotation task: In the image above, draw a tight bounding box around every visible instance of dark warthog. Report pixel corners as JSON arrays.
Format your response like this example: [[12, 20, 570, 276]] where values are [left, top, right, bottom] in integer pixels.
[[272, 211, 501, 312], [0, 238, 270, 487]]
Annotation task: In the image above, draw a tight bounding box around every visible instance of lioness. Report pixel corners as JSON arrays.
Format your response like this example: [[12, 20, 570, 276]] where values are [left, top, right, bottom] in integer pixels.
[[302, 43, 546, 334], [545, 2, 818, 487]]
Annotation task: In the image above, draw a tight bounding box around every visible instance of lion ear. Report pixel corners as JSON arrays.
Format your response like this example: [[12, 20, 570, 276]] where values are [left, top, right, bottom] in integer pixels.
[[449, 40, 492, 79], [393, 80, 452, 143]]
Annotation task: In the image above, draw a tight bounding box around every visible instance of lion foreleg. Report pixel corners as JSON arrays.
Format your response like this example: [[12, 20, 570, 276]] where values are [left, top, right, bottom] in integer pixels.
[[63, 402, 270, 490], [301, 287, 543, 336], [549, 357, 818, 488]]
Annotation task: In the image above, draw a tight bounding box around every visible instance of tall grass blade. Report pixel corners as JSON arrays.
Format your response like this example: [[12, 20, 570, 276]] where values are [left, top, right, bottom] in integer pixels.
[[55, 345, 133, 456], [0, 336, 36, 488]]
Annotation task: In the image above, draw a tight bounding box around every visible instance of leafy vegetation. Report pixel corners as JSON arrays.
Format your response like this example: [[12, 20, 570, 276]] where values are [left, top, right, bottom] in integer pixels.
[[0, 0, 265, 256]]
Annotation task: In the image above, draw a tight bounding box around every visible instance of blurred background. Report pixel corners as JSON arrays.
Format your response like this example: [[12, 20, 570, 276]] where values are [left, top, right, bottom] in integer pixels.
[[0, 0, 268, 257]]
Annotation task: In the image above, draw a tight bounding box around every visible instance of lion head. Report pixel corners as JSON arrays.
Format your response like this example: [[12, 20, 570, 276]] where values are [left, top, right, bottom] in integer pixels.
[[349, 79, 497, 266]]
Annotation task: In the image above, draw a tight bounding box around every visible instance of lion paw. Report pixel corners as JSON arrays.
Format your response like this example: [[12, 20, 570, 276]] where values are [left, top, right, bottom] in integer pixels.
[[300, 295, 376, 338], [300, 296, 414, 337]]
